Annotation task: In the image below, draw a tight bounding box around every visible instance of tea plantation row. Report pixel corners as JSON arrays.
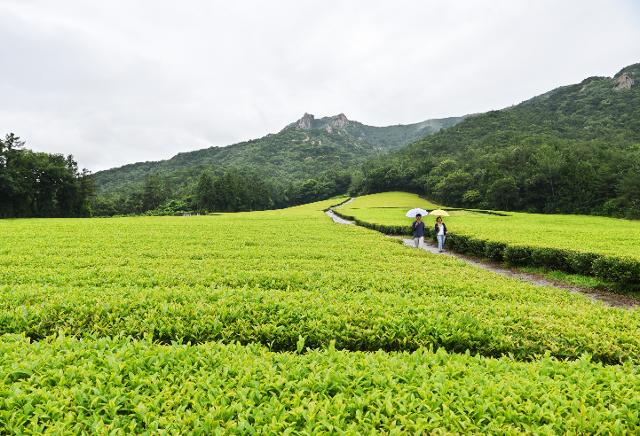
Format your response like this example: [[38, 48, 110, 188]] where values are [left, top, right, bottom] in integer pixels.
[[1, 335, 638, 434]]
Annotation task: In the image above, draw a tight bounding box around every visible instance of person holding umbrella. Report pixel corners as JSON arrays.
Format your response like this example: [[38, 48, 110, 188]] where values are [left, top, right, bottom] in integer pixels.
[[411, 214, 425, 248], [406, 208, 428, 248], [430, 209, 450, 252]]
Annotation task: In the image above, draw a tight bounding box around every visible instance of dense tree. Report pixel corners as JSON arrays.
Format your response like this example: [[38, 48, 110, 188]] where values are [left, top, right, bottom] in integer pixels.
[[0, 134, 94, 218], [92, 166, 353, 216], [142, 173, 170, 211], [195, 172, 216, 212], [92, 114, 463, 199], [486, 177, 519, 210], [434, 170, 474, 205]]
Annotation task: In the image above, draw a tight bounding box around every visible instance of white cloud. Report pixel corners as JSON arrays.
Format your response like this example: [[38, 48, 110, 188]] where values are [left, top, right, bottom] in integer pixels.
[[0, 0, 638, 171]]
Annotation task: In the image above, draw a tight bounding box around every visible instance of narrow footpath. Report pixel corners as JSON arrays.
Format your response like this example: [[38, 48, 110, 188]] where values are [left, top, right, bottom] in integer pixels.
[[325, 208, 638, 309]]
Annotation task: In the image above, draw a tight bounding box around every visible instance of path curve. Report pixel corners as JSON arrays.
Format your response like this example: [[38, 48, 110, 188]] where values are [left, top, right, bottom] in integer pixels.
[[326, 206, 637, 309], [334, 197, 355, 208], [325, 210, 354, 225]]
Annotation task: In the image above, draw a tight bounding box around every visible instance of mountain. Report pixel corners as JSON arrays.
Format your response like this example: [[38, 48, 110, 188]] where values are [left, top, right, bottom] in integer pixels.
[[283, 112, 463, 149], [93, 113, 464, 196], [357, 63, 640, 217]]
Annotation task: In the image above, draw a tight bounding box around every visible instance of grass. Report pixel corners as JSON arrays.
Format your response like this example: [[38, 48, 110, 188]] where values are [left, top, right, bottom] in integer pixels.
[[517, 266, 611, 288]]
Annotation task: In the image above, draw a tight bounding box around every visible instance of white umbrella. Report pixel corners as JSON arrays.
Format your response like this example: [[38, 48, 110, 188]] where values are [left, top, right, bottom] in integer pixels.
[[405, 208, 429, 218]]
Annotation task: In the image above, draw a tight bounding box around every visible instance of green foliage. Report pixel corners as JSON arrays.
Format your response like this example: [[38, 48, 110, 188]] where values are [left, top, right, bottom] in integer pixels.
[[142, 173, 170, 211], [487, 177, 519, 210], [518, 266, 615, 290], [1, 197, 640, 432], [195, 171, 215, 211], [339, 191, 440, 209], [144, 198, 192, 216], [1, 200, 640, 363], [96, 167, 286, 215], [503, 245, 534, 266], [1, 335, 639, 433], [0, 133, 94, 218], [462, 188, 481, 206]]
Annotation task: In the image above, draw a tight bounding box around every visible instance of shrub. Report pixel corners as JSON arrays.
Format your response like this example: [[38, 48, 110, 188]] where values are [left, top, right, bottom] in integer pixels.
[[566, 252, 599, 275], [465, 238, 487, 257], [484, 241, 507, 261], [529, 248, 571, 270], [503, 245, 533, 266], [592, 256, 640, 285]]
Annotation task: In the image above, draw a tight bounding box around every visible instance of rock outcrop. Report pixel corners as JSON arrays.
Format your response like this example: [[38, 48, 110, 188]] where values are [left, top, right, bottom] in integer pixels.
[[290, 113, 351, 132], [614, 72, 635, 90], [325, 113, 349, 133], [330, 113, 349, 129], [295, 113, 315, 129]]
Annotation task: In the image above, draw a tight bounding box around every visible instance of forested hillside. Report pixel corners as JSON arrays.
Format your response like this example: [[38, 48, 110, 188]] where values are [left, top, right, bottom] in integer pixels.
[[355, 63, 640, 218], [92, 113, 463, 215]]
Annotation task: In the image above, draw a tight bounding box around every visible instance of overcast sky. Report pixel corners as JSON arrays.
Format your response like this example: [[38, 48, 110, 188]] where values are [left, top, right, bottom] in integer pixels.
[[1, 0, 639, 171]]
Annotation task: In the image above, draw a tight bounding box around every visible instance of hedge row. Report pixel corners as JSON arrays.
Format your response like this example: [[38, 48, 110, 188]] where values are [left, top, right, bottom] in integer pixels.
[[331, 210, 412, 236], [331, 210, 640, 287]]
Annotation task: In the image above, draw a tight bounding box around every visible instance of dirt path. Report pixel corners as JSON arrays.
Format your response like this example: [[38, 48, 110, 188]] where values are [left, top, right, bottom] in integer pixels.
[[326, 207, 637, 309], [402, 238, 638, 308], [325, 210, 354, 225], [334, 198, 354, 208]]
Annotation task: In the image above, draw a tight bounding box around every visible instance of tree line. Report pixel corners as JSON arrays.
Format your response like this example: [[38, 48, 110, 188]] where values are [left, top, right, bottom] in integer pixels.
[[93, 168, 351, 216], [351, 137, 640, 218], [0, 134, 94, 218]]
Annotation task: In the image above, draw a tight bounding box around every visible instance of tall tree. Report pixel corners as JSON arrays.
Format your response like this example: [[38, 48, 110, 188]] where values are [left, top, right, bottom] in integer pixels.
[[142, 173, 167, 211], [195, 171, 216, 212]]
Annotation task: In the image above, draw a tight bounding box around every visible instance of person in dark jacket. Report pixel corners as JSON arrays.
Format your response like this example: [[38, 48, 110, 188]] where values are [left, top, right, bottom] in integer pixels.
[[411, 213, 425, 248], [435, 216, 448, 252]]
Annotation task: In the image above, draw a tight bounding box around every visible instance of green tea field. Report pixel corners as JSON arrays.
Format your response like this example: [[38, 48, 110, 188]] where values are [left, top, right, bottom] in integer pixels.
[[1, 198, 639, 432], [338, 193, 640, 286]]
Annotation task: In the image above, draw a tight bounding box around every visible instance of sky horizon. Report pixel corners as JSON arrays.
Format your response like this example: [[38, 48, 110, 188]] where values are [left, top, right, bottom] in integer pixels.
[[1, 0, 639, 172]]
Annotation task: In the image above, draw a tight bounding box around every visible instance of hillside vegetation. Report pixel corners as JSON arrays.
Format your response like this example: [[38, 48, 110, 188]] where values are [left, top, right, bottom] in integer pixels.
[[92, 114, 463, 215], [355, 64, 640, 218]]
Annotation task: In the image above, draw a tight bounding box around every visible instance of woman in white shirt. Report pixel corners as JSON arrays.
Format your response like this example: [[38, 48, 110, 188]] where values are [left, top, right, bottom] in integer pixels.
[[435, 216, 448, 253]]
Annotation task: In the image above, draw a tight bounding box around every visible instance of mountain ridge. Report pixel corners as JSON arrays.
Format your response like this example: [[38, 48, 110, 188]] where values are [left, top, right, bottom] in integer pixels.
[[93, 113, 465, 196], [355, 62, 640, 217]]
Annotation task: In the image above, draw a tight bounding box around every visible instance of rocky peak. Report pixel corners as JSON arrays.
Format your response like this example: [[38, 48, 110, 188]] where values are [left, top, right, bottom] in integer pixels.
[[329, 113, 349, 129], [295, 113, 315, 129], [614, 72, 635, 90], [285, 112, 351, 133]]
